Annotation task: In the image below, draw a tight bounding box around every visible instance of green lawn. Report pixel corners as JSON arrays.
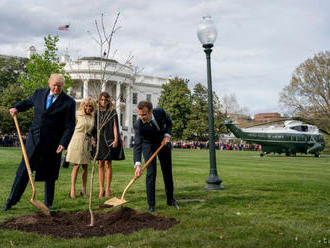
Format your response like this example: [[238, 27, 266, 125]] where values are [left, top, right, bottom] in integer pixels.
[[0, 147, 329, 248]]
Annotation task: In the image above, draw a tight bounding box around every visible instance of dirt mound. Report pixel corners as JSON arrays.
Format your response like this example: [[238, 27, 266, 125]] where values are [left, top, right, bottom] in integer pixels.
[[0, 207, 179, 238]]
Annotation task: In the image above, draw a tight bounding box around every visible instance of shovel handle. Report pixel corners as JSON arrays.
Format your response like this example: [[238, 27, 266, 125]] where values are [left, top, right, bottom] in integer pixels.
[[13, 115, 36, 200], [120, 142, 167, 200], [139, 141, 166, 175]]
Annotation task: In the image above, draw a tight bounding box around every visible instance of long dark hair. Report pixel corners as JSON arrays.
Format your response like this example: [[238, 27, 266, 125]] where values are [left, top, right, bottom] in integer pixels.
[[98, 92, 114, 110]]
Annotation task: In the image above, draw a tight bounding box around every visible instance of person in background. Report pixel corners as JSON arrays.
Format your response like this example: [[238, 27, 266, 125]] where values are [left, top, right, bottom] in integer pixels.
[[2, 74, 75, 211], [66, 97, 96, 198]]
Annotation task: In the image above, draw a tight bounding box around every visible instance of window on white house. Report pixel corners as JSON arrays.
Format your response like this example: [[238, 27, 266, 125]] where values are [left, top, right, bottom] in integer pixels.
[[133, 93, 138, 104]]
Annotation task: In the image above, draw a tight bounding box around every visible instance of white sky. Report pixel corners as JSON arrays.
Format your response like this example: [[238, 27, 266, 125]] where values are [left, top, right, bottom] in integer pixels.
[[0, 0, 329, 115]]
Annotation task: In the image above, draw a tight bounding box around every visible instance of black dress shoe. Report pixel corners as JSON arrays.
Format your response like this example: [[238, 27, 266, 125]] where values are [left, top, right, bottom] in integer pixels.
[[167, 200, 179, 209], [149, 206, 156, 213], [2, 202, 12, 211]]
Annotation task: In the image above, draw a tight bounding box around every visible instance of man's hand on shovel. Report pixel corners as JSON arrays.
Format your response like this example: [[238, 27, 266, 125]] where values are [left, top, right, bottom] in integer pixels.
[[104, 141, 169, 208], [9, 108, 18, 117], [134, 165, 142, 178], [163, 134, 171, 144], [134, 138, 169, 179]]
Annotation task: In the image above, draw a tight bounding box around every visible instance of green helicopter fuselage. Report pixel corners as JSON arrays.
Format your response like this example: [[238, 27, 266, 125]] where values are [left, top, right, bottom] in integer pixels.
[[224, 120, 325, 157]]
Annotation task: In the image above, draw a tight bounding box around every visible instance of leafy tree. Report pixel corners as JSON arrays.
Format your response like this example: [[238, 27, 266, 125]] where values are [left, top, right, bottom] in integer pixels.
[[213, 93, 228, 135], [279, 51, 330, 132], [184, 83, 209, 141], [183, 83, 225, 141], [222, 93, 249, 115], [19, 35, 72, 96], [0, 56, 28, 93], [158, 77, 192, 140], [0, 83, 33, 134]]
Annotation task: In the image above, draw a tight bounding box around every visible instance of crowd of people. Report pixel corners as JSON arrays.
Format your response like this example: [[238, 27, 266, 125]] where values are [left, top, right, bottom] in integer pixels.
[[0, 134, 24, 147], [1, 134, 261, 152], [172, 141, 261, 151]]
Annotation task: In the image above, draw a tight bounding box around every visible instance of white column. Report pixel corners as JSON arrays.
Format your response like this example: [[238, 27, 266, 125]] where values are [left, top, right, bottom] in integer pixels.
[[83, 79, 88, 98], [125, 84, 132, 148], [101, 80, 106, 92], [125, 84, 132, 129], [116, 81, 121, 128]]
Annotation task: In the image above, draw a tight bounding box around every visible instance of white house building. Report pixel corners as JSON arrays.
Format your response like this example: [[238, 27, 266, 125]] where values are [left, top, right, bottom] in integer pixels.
[[62, 55, 168, 147]]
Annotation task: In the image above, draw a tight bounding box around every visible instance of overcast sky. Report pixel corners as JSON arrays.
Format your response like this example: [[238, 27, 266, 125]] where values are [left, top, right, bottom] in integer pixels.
[[0, 0, 329, 115]]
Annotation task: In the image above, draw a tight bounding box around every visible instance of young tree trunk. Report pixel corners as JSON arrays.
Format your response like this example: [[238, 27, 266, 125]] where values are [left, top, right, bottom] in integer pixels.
[[89, 108, 101, 226]]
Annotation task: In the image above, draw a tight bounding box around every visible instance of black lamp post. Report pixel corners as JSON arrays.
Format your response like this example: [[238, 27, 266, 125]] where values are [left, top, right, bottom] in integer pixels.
[[197, 16, 224, 190]]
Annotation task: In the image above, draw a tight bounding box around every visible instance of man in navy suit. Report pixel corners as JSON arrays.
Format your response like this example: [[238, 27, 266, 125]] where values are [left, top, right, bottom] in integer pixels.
[[134, 100, 178, 213], [2, 74, 76, 211]]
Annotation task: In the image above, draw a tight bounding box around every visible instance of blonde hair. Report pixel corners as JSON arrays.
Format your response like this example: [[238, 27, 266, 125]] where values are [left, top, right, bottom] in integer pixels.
[[79, 97, 96, 114], [48, 73, 65, 84]]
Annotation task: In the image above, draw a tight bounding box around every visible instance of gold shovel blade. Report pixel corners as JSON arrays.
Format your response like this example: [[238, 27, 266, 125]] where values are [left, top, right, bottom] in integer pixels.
[[30, 200, 51, 216], [103, 197, 128, 207]]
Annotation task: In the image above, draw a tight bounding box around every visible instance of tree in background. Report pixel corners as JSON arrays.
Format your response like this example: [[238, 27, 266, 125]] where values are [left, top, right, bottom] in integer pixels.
[[183, 83, 208, 141], [0, 56, 29, 133], [213, 93, 228, 135], [279, 51, 330, 133], [222, 93, 249, 116], [0, 83, 33, 134], [158, 77, 192, 140], [19, 35, 72, 96], [183, 83, 225, 141], [0, 56, 28, 93]]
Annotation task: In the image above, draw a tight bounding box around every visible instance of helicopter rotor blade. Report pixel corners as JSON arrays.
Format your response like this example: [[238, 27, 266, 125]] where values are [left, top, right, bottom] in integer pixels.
[[239, 116, 329, 135], [240, 118, 288, 128]]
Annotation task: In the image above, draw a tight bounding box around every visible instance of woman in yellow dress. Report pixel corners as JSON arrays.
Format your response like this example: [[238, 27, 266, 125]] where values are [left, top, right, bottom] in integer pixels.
[[66, 97, 96, 198]]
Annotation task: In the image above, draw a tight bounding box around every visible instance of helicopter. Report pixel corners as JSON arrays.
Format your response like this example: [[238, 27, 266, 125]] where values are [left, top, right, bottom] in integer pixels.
[[224, 119, 326, 157]]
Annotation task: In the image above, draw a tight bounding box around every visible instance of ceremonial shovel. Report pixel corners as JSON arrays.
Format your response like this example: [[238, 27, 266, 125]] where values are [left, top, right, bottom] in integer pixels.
[[13, 115, 51, 216], [103, 141, 166, 207]]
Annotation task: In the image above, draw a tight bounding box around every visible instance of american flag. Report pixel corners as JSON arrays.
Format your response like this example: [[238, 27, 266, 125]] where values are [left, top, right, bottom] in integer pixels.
[[58, 24, 70, 31]]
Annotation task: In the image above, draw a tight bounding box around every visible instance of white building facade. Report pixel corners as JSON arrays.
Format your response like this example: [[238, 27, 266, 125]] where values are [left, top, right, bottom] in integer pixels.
[[63, 56, 168, 148]]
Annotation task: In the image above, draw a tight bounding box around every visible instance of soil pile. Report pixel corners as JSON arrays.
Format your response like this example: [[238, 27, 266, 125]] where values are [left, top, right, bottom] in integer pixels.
[[0, 207, 179, 238]]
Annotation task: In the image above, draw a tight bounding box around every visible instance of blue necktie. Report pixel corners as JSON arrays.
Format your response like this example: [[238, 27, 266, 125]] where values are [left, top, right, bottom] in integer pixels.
[[46, 94, 54, 109]]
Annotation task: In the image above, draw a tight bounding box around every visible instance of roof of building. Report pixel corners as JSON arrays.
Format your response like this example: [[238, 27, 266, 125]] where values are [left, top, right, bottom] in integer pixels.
[[79, 57, 118, 64], [0, 54, 25, 60], [254, 112, 281, 117]]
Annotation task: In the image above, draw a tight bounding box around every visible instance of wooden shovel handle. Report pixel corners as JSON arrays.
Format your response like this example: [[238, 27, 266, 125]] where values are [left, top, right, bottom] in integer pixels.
[[120, 141, 167, 200], [13, 115, 36, 200], [141, 141, 166, 171], [135, 141, 167, 179]]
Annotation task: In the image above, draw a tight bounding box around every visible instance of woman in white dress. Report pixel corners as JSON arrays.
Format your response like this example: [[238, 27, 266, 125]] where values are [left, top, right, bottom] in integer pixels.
[[66, 97, 96, 198]]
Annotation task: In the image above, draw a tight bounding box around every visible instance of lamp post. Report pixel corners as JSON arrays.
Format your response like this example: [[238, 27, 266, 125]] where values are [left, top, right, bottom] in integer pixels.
[[197, 16, 224, 190]]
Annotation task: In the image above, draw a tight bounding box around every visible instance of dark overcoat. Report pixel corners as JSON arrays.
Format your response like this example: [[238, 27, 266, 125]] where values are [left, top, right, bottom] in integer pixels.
[[133, 108, 172, 163], [14, 88, 76, 181]]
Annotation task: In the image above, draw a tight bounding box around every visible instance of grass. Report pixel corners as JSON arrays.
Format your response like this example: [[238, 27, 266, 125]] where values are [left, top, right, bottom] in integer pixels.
[[0, 147, 329, 248]]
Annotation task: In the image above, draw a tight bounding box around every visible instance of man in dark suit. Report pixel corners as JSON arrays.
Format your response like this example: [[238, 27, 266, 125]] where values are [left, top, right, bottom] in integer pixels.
[[134, 100, 178, 213], [2, 74, 76, 211]]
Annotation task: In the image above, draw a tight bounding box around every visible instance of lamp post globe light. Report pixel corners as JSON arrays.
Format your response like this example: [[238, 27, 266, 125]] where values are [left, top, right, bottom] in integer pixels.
[[197, 16, 224, 190]]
